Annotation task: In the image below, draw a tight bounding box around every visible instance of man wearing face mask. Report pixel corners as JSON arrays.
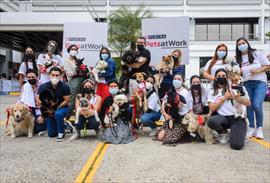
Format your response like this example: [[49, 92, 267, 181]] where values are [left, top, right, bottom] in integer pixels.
[[140, 75, 161, 136], [37, 40, 63, 84], [127, 36, 151, 95], [36, 67, 71, 142], [19, 69, 47, 134]]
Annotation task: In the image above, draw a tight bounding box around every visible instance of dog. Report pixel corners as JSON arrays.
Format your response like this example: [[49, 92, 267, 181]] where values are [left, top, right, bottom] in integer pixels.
[[182, 112, 215, 144], [41, 54, 57, 73], [163, 89, 186, 129], [76, 58, 89, 78], [119, 65, 129, 94], [92, 60, 108, 82], [39, 88, 59, 118], [225, 59, 247, 118], [122, 50, 137, 65], [75, 97, 100, 124], [156, 55, 174, 88], [6, 103, 35, 138]]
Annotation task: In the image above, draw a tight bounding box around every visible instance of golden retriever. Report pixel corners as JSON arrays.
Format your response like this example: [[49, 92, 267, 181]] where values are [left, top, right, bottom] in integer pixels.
[[6, 103, 35, 138]]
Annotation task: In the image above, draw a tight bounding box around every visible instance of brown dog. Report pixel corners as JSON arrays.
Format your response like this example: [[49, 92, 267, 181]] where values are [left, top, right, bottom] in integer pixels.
[[156, 55, 174, 88], [6, 103, 35, 138]]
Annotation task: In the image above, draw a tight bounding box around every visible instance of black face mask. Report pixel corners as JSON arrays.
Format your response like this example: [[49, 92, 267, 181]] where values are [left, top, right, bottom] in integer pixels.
[[137, 45, 144, 51], [216, 77, 227, 85], [83, 88, 93, 94], [191, 84, 201, 91], [28, 79, 37, 85], [25, 53, 35, 61], [172, 56, 179, 62]]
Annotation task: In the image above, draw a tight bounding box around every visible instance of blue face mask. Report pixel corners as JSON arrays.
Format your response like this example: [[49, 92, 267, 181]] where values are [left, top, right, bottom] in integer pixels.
[[109, 88, 119, 95], [173, 79, 182, 89], [101, 54, 109, 60], [217, 51, 226, 59], [238, 43, 248, 53]]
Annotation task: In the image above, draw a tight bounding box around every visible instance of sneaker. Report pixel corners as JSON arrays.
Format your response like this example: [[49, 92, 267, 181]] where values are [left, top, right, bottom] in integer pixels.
[[56, 133, 65, 142], [38, 131, 47, 136], [256, 127, 264, 139], [246, 127, 256, 138], [218, 133, 229, 144], [149, 128, 157, 137]]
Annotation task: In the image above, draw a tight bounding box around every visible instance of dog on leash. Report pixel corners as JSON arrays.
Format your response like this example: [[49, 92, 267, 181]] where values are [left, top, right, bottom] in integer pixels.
[[92, 60, 108, 82], [6, 103, 35, 138], [39, 88, 59, 118], [76, 58, 89, 78], [156, 55, 174, 88], [182, 113, 215, 144]]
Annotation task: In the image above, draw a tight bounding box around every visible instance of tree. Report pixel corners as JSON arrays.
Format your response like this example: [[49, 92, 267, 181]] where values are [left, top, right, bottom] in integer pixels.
[[109, 5, 152, 56]]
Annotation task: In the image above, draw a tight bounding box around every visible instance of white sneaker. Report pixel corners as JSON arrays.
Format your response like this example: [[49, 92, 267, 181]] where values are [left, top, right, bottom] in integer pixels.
[[218, 133, 229, 144], [256, 127, 264, 139], [38, 131, 47, 136], [149, 128, 157, 137], [246, 128, 256, 138], [56, 133, 65, 142]]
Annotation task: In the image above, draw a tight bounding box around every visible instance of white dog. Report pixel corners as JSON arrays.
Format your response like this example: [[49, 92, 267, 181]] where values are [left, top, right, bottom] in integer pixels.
[[92, 60, 108, 82], [6, 103, 35, 138]]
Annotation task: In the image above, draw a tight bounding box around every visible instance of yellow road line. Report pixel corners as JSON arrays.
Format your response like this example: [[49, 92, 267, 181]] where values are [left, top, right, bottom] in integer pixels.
[[84, 144, 109, 183], [250, 137, 270, 149], [74, 143, 109, 183]]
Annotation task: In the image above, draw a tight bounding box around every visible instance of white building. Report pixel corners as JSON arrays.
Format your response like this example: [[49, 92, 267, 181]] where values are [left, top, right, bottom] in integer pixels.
[[0, 0, 269, 79]]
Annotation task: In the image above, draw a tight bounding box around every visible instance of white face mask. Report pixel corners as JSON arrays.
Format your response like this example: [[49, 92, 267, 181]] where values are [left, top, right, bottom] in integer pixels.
[[50, 77, 60, 85], [145, 82, 153, 90], [70, 50, 78, 57]]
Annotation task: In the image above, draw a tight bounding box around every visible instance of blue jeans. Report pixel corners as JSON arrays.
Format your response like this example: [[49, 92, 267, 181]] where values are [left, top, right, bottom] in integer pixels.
[[46, 106, 69, 137], [244, 80, 267, 128], [141, 111, 161, 129]]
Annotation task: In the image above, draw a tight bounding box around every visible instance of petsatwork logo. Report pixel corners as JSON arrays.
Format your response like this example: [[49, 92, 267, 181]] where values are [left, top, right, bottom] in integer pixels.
[[64, 37, 104, 51], [144, 34, 188, 49]]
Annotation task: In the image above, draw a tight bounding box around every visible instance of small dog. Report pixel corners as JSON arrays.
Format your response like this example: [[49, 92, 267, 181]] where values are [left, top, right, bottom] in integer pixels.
[[225, 59, 247, 118], [156, 55, 174, 88], [6, 103, 35, 138], [122, 50, 137, 65], [75, 97, 100, 124], [39, 88, 58, 118], [182, 113, 215, 144], [41, 55, 56, 74], [119, 65, 129, 94], [76, 58, 89, 78], [92, 60, 108, 82]]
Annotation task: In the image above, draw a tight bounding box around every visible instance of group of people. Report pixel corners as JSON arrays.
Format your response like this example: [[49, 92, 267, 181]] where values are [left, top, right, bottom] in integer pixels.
[[16, 36, 270, 150]]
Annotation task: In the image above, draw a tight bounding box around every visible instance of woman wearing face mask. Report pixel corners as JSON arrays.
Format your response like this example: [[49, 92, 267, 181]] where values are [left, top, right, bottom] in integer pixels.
[[98, 80, 120, 128], [70, 79, 102, 141], [173, 74, 193, 115], [189, 75, 209, 115], [18, 46, 38, 88], [140, 75, 161, 137], [207, 69, 251, 150], [95, 47, 116, 103], [203, 44, 229, 82], [99, 80, 135, 144], [235, 38, 270, 139], [37, 40, 63, 84], [158, 49, 185, 99], [63, 45, 85, 120]]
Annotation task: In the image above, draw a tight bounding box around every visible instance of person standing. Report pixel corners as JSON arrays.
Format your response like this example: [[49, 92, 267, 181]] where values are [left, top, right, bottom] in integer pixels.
[[235, 38, 270, 139]]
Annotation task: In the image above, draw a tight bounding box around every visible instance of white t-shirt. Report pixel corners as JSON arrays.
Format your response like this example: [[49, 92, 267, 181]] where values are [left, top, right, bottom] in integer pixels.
[[37, 53, 63, 84], [204, 59, 226, 78], [18, 62, 34, 81], [147, 90, 160, 112], [241, 51, 270, 83], [207, 87, 249, 116], [177, 87, 193, 116]]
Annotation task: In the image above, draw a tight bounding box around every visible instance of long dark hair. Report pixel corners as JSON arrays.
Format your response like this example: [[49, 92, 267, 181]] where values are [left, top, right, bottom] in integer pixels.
[[22, 46, 38, 72], [208, 43, 228, 74], [99, 47, 111, 60], [190, 75, 203, 109], [67, 44, 79, 60], [235, 37, 256, 67], [213, 68, 229, 96]]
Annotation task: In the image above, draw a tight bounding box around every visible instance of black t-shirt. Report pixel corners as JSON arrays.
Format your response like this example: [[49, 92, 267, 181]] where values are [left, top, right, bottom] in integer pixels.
[[128, 48, 151, 78], [99, 95, 114, 127], [38, 81, 71, 106]]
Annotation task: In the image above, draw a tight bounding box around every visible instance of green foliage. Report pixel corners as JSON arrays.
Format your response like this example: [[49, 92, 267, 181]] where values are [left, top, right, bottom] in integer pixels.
[[112, 57, 122, 79], [109, 5, 152, 56], [266, 32, 270, 37]]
